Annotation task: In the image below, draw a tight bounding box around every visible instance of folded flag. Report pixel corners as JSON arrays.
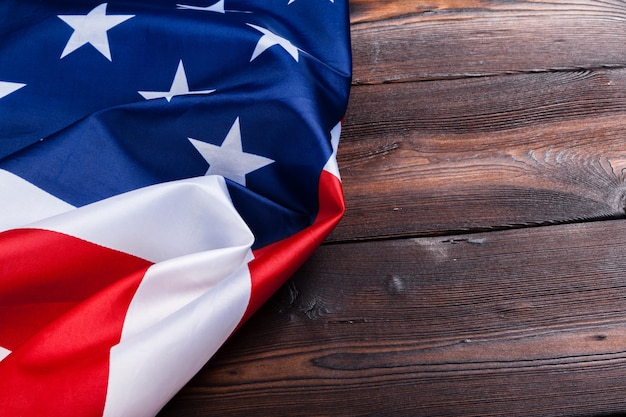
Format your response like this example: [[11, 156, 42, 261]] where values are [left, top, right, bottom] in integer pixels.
[[0, 1, 351, 415]]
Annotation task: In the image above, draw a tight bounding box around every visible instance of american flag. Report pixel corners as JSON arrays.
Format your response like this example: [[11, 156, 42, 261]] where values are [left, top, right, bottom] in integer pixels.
[[0, 0, 351, 415]]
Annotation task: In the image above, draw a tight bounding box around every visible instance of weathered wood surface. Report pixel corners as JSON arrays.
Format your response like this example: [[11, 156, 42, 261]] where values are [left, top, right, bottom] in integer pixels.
[[350, 0, 626, 83], [159, 0, 626, 415], [161, 222, 626, 416], [333, 69, 626, 241], [333, 0, 626, 241]]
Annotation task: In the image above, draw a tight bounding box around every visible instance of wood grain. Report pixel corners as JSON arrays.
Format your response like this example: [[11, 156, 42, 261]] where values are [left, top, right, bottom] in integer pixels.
[[349, 0, 491, 24], [331, 68, 626, 241], [350, 0, 626, 83], [159, 220, 626, 416], [329, 0, 626, 241]]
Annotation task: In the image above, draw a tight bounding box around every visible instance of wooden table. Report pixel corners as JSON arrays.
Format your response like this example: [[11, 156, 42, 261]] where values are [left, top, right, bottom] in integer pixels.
[[159, 1, 626, 415]]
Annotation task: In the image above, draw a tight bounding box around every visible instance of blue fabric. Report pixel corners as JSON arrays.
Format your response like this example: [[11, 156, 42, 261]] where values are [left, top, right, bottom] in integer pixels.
[[0, 0, 352, 248]]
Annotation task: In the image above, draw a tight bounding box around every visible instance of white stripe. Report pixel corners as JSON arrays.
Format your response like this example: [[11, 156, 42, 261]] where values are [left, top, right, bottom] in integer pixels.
[[323, 122, 342, 179], [29, 174, 256, 416], [0, 169, 75, 232], [0, 346, 10, 362], [31, 176, 252, 263], [103, 249, 253, 417]]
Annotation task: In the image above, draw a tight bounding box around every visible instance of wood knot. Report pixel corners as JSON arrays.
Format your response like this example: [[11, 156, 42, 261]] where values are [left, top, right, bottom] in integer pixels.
[[387, 275, 406, 295]]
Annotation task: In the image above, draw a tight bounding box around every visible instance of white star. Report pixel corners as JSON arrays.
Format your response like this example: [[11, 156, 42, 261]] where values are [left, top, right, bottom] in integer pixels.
[[247, 24, 299, 62], [188, 117, 275, 186], [177, 0, 225, 13], [139, 60, 215, 102], [58, 3, 134, 61], [0, 81, 26, 100]]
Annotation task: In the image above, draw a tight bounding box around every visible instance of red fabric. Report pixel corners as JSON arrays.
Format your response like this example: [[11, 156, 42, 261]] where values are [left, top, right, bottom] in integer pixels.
[[0, 229, 152, 416], [246, 170, 344, 323]]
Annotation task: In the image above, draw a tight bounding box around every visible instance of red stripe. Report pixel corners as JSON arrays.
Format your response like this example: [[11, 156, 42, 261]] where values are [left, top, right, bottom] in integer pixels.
[[246, 170, 344, 323], [0, 229, 152, 416]]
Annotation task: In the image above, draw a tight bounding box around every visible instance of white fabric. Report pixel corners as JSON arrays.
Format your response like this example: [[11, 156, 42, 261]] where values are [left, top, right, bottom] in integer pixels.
[[0, 346, 10, 362], [24, 174, 256, 417], [323, 122, 342, 179], [30, 175, 252, 263], [103, 249, 253, 417], [0, 169, 75, 232]]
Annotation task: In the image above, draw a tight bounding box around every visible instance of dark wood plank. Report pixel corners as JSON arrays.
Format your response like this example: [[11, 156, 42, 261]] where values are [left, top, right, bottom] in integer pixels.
[[160, 219, 626, 416], [329, 0, 626, 242], [331, 69, 626, 241], [350, 0, 489, 23], [350, 0, 626, 83]]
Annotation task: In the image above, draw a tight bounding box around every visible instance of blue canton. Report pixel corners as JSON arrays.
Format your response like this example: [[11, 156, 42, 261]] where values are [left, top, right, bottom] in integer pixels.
[[0, 0, 352, 248]]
